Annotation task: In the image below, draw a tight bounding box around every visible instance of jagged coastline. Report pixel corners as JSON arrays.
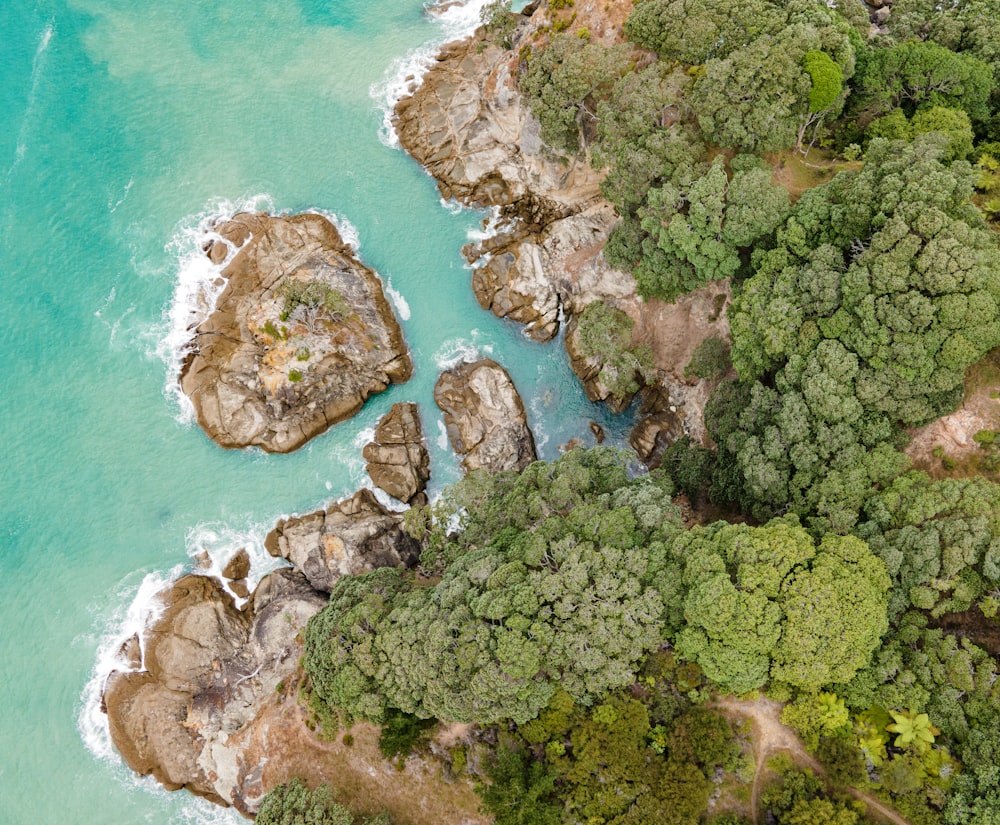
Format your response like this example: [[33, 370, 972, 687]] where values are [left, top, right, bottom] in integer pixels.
[[393, 0, 731, 446]]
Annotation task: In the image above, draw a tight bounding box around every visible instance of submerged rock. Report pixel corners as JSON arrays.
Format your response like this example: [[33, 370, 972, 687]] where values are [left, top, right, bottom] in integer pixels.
[[264, 489, 420, 593], [363, 402, 431, 505], [179, 212, 412, 453], [434, 359, 536, 475]]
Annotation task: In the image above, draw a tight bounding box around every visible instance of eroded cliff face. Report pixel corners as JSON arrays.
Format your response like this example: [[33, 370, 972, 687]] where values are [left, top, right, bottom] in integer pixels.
[[394, 4, 730, 445], [179, 212, 412, 453]]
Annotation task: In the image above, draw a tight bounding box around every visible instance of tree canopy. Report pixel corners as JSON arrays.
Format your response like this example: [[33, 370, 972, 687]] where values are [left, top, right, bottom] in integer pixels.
[[663, 517, 889, 693], [305, 449, 681, 725]]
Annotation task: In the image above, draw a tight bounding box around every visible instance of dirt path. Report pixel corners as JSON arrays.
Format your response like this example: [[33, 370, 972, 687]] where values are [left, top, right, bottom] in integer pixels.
[[713, 696, 914, 825]]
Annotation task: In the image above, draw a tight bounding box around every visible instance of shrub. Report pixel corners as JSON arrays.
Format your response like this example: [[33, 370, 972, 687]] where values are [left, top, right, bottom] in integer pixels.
[[684, 336, 731, 380]]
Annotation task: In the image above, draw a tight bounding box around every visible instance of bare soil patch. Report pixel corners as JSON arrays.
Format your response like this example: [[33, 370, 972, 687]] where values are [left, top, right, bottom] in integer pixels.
[[906, 347, 1000, 479], [246, 672, 486, 825]]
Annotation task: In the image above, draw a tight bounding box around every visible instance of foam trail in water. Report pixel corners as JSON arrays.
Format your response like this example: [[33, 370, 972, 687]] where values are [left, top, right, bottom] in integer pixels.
[[108, 177, 134, 213], [371, 0, 498, 148], [3, 19, 54, 183], [433, 329, 494, 369]]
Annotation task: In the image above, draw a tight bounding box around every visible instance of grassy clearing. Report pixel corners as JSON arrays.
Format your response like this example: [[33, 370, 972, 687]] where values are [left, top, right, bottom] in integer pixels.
[[767, 147, 858, 200]]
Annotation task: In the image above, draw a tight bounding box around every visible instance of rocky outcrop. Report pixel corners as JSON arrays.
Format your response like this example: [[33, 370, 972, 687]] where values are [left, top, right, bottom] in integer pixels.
[[395, 31, 635, 343], [102, 570, 327, 812], [629, 387, 685, 470], [179, 212, 412, 453], [434, 359, 536, 474], [394, 10, 735, 445], [563, 311, 637, 414], [264, 489, 420, 593], [363, 402, 430, 505]]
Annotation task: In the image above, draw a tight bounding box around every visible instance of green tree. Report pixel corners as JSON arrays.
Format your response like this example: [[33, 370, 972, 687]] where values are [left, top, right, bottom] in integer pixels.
[[624, 0, 786, 64], [685, 336, 731, 381], [852, 40, 993, 124], [854, 471, 1000, 620], [518, 35, 631, 154], [480, 0, 516, 49], [665, 518, 889, 693], [477, 743, 562, 825], [720, 136, 1000, 526], [257, 778, 390, 825], [886, 709, 941, 753], [573, 301, 655, 406], [910, 106, 975, 160], [624, 156, 790, 300], [306, 449, 682, 725]]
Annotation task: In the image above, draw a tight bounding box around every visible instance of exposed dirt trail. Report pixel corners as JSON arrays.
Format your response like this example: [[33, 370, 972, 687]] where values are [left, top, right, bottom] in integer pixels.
[[713, 696, 914, 825]]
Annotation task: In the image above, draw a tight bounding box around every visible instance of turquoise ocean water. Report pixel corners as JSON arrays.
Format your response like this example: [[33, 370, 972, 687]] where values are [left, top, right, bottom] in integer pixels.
[[0, 2, 637, 822]]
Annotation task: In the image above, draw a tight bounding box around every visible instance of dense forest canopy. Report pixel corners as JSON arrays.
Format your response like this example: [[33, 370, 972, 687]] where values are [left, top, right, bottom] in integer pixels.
[[269, 0, 1000, 822]]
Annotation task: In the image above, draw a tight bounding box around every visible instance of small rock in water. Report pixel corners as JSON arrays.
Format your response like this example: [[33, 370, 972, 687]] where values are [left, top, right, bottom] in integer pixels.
[[589, 421, 605, 444], [222, 548, 250, 581]]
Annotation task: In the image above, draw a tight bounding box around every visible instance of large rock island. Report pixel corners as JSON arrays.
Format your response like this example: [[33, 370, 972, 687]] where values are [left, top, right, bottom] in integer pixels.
[[180, 212, 413, 453]]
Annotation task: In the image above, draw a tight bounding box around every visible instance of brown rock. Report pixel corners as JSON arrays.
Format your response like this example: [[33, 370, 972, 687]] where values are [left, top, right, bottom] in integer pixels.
[[629, 388, 685, 470], [590, 421, 605, 444], [179, 212, 412, 453], [362, 402, 430, 504], [229, 579, 250, 599], [221, 548, 250, 581], [117, 633, 142, 671], [434, 359, 536, 474], [102, 568, 329, 812], [264, 489, 420, 593]]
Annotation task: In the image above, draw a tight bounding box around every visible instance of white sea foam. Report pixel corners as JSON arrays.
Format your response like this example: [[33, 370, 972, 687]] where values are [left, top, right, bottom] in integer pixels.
[[440, 197, 468, 215], [437, 419, 449, 450], [465, 205, 506, 243], [304, 207, 361, 250], [371, 0, 498, 148], [433, 329, 494, 369], [154, 194, 276, 423], [184, 519, 286, 604], [529, 394, 551, 453], [78, 566, 181, 763], [354, 425, 377, 450], [384, 278, 412, 320]]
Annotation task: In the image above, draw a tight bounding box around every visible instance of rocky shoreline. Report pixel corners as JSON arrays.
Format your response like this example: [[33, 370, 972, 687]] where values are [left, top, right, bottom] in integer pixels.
[[393, 6, 730, 446], [103, 0, 732, 817]]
